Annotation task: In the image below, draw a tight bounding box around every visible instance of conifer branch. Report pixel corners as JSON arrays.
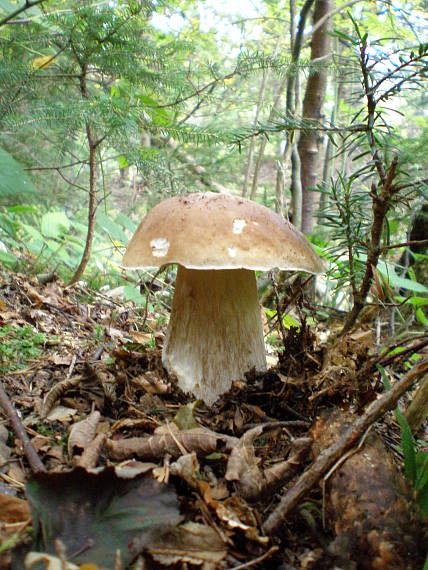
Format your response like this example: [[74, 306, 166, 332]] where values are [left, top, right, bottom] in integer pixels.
[[0, 0, 45, 27]]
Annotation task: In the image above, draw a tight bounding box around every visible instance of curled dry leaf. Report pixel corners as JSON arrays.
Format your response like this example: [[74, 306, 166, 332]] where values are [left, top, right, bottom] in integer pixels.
[[170, 452, 200, 489], [149, 521, 227, 566], [77, 433, 107, 470], [25, 553, 79, 570], [107, 427, 238, 461], [68, 410, 101, 459], [131, 371, 170, 395], [0, 492, 30, 524], [41, 375, 83, 419], [226, 423, 311, 501], [215, 498, 269, 545]]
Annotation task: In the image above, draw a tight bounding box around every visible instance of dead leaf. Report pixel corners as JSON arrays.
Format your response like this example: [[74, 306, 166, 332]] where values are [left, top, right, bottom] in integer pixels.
[[0, 493, 30, 523], [77, 433, 106, 470], [68, 410, 100, 458], [129, 331, 152, 344], [107, 427, 238, 461], [174, 402, 200, 430], [149, 522, 227, 566], [25, 552, 79, 570], [46, 406, 78, 423], [131, 371, 170, 395], [26, 467, 182, 568]]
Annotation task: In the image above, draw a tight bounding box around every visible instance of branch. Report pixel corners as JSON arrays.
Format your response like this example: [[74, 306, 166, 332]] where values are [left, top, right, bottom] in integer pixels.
[[0, 380, 46, 473], [381, 239, 428, 251], [262, 358, 428, 535], [0, 0, 45, 27]]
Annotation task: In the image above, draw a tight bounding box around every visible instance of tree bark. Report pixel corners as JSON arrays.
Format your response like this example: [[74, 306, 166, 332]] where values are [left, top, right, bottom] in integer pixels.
[[69, 64, 99, 285], [298, 0, 333, 234]]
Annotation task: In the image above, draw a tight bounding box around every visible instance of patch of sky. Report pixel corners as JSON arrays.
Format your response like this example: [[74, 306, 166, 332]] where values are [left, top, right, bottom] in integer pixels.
[[151, 0, 265, 56]]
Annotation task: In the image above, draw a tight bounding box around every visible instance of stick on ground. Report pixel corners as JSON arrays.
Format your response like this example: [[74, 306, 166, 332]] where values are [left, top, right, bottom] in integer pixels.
[[0, 380, 46, 473], [262, 358, 428, 535]]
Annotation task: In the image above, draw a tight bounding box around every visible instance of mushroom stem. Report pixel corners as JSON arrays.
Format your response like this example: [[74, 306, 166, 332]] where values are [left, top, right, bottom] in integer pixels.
[[163, 266, 267, 404]]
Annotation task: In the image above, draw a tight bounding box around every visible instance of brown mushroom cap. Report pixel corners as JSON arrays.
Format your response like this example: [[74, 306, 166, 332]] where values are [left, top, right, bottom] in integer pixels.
[[122, 192, 324, 273]]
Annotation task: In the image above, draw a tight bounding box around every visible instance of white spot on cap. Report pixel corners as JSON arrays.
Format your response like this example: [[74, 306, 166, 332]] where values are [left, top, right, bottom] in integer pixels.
[[228, 247, 237, 258], [150, 237, 169, 257], [232, 218, 246, 234]]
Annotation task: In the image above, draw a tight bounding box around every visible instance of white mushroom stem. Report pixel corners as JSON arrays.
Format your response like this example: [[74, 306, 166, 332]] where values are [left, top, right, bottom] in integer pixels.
[[162, 266, 267, 405]]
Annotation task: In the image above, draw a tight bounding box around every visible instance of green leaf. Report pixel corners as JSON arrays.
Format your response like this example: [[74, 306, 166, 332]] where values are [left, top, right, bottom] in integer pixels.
[[118, 155, 129, 169], [0, 249, 18, 266], [123, 284, 145, 305], [395, 408, 417, 485], [415, 452, 428, 492], [41, 211, 70, 239], [0, 147, 37, 197], [96, 212, 128, 243], [282, 314, 300, 330], [21, 223, 44, 244], [415, 308, 428, 326], [116, 212, 137, 233]]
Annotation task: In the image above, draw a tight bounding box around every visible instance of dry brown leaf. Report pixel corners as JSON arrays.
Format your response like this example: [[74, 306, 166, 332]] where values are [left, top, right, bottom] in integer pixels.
[[149, 521, 227, 566], [129, 331, 152, 344], [49, 353, 74, 366], [111, 417, 158, 433], [107, 427, 238, 461], [130, 371, 170, 395], [76, 433, 107, 470], [169, 452, 200, 489], [68, 410, 101, 458], [45, 405, 78, 423], [0, 493, 30, 523], [41, 375, 83, 418]]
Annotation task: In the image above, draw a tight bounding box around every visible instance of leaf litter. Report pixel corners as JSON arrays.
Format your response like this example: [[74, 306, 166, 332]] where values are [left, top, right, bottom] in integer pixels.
[[0, 271, 426, 569]]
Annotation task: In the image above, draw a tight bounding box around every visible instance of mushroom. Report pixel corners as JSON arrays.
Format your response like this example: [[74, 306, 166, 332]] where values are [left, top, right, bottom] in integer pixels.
[[122, 192, 323, 405]]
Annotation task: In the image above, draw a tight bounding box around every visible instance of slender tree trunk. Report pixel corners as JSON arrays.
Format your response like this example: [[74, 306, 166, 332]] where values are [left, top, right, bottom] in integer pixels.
[[319, 38, 342, 214], [250, 0, 315, 201], [69, 65, 98, 285], [243, 37, 282, 198], [298, 0, 333, 234]]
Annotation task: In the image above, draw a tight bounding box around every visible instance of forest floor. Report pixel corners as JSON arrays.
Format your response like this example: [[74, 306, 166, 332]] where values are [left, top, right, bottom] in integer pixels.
[[0, 271, 426, 570]]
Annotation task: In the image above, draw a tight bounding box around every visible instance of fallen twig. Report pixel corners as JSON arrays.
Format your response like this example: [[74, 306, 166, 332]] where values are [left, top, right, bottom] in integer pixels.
[[0, 380, 46, 473], [262, 358, 428, 535]]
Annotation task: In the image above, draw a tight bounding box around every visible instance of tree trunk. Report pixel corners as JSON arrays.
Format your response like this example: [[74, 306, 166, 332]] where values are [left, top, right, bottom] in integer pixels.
[[69, 65, 98, 285], [250, 0, 315, 201], [298, 0, 333, 234]]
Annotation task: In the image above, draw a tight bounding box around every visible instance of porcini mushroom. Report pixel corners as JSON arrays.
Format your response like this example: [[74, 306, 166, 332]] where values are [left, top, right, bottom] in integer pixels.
[[122, 192, 323, 405]]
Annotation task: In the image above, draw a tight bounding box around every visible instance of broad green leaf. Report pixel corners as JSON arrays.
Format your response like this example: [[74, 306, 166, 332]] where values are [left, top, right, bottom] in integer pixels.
[[283, 314, 300, 330], [118, 155, 129, 169], [22, 223, 44, 243], [26, 467, 181, 568], [0, 250, 18, 266], [41, 211, 70, 239], [416, 308, 428, 326], [123, 284, 145, 305], [96, 212, 128, 243], [116, 212, 137, 233], [0, 147, 37, 197]]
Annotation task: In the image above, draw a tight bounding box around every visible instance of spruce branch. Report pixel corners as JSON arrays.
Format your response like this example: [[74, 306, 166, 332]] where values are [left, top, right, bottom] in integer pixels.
[[0, 0, 45, 27]]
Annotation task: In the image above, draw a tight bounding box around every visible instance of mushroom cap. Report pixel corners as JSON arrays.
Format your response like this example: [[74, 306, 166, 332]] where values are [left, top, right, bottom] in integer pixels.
[[122, 192, 324, 273]]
